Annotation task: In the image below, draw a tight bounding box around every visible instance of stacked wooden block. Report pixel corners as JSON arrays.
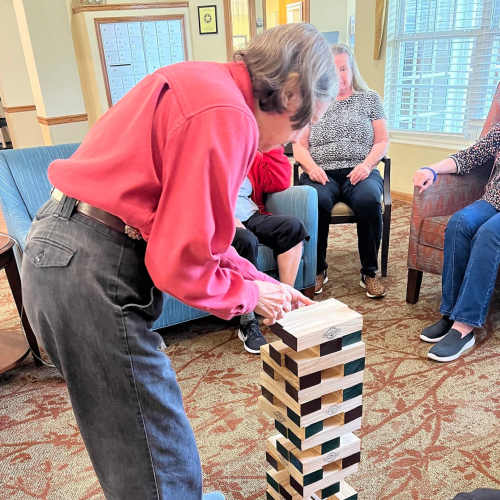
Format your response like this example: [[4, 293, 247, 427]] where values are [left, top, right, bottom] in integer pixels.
[[259, 298, 364, 500]]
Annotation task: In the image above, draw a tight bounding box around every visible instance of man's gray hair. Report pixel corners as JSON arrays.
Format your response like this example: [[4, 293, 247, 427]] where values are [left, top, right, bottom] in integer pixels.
[[235, 23, 338, 130], [331, 43, 369, 92]]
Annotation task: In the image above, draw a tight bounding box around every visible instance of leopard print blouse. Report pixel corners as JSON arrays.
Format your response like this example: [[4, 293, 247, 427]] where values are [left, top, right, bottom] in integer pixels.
[[451, 123, 500, 210], [308, 90, 386, 171]]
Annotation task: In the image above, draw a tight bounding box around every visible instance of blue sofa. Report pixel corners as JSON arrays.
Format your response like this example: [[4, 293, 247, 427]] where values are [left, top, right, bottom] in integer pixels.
[[0, 144, 318, 330]]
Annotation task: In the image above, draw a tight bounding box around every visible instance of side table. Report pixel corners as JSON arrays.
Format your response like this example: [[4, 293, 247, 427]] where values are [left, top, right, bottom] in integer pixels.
[[0, 236, 42, 372]]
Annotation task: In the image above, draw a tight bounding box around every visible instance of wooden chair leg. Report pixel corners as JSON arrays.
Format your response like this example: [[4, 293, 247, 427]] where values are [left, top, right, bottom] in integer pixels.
[[4, 251, 42, 366], [381, 206, 391, 277], [406, 268, 423, 304]]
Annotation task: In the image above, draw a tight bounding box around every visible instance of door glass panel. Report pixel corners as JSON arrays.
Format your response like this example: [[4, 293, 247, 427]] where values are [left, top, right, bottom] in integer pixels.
[[231, 0, 250, 50]]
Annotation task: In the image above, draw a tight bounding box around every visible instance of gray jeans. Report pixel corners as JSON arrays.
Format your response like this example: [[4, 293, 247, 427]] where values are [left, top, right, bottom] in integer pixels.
[[21, 196, 202, 499]]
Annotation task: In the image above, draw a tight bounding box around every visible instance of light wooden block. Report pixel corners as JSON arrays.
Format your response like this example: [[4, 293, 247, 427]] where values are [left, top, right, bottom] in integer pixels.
[[266, 468, 300, 500], [266, 435, 286, 471], [333, 480, 358, 500], [266, 441, 359, 500], [262, 343, 365, 393], [258, 393, 363, 440], [310, 480, 357, 500], [283, 341, 366, 378], [273, 433, 361, 476], [260, 373, 363, 429], [269, 299, 362, 352], [262, 398, 362, 451], [290, 462, 359, 498], [260, 366, 364, 406]]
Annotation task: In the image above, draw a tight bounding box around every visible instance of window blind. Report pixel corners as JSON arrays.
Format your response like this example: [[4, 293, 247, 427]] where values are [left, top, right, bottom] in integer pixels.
[[384, 0, 500, 139]]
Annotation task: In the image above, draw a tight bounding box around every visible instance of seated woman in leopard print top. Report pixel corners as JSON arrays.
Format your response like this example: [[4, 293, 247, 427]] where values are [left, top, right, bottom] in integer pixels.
[[414, 123, 500, 362], [293, 44, 389, 299]]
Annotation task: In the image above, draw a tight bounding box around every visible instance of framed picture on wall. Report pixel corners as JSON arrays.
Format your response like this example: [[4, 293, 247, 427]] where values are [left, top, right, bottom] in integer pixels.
[[198, 5, 218, 35]]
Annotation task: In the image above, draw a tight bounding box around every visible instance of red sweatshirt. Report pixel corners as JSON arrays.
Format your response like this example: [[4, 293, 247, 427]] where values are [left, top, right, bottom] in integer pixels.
[[48, 61, 276, 320], [248, 146, 291, 213]]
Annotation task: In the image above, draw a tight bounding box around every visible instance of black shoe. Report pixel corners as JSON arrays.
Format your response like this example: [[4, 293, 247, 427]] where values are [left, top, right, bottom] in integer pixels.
[[427, 329, 475, 362], [420, 316, 453, 343], [238, 319, 267, 354]]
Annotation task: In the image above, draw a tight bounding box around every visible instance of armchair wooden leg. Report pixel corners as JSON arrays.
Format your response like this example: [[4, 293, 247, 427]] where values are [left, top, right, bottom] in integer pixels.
[[406, 269, 423, 304], [381, 206, 391, 277], [4, 251, 43, 366], [302, 285, 315, 299]]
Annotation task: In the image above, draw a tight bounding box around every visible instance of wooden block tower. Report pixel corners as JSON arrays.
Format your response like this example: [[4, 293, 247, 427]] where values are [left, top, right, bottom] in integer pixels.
[[259, 298, 364, 500]]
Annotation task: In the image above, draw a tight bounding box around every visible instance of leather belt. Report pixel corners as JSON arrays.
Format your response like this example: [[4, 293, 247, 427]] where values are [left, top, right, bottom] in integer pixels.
[[51, 188, 142, 240]]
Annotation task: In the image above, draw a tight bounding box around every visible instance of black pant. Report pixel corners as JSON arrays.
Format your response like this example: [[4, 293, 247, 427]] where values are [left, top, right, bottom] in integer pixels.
[[232, 212, 308, 265], [300, 168, 383, 277]]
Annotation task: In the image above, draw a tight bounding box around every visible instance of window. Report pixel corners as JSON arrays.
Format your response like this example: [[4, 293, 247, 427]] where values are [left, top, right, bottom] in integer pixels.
[[385, 0, 500, 141]]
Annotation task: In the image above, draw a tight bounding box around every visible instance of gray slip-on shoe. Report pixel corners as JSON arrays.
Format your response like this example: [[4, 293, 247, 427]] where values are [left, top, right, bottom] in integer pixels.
[[427, 329, 475, 362], [420, 316, 453, 342]]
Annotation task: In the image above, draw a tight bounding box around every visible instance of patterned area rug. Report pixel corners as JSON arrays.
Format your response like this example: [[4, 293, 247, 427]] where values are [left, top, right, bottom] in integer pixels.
[[0, 200, 499, 500]]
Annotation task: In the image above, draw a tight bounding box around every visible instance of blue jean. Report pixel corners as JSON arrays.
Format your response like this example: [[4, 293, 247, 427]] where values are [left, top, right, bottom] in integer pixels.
[[21, 196, 202, 499], [440, 200, 500, 327]]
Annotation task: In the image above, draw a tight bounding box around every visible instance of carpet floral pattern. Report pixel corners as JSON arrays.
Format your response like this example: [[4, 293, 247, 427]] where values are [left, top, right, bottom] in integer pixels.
[[0, 200, 499, 500]]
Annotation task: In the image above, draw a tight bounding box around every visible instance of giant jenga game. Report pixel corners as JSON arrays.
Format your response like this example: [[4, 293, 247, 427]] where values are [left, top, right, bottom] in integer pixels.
[[259, 298, 364, 500]]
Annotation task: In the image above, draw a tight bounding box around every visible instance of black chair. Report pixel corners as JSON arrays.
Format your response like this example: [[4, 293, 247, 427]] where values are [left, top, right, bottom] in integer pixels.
[[291, 158, 392, 277]]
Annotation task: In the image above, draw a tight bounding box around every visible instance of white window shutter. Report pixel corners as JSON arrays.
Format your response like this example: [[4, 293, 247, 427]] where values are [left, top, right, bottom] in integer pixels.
[[385, 0, 500, 139]]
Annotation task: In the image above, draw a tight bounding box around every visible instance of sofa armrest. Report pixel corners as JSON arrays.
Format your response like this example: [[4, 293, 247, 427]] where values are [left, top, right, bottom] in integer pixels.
[[265, 185, 318, 289], [408, 167, 490, 269], [0, 160, 32, 249]]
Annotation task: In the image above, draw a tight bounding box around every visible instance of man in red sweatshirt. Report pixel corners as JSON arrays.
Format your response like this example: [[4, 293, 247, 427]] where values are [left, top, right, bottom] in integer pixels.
[[233, 146, 308, 353], [20, 24, 336, 499]]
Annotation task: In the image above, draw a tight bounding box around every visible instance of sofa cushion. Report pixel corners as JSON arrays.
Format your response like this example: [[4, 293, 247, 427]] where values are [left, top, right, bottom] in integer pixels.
[[419, 215, 451, 250]]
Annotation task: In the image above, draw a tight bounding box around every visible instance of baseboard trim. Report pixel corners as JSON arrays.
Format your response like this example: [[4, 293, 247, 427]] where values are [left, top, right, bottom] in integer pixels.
[[3, 105, 36, 113], [391, 190, 413, 204], [37, 114, 88, 126]]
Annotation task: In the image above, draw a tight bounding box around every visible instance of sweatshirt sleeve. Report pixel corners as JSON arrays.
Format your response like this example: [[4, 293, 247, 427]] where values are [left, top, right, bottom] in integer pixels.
[[220, 245, 278, 283], [250, 146, 291, 195], [145, 106, 263, 320]]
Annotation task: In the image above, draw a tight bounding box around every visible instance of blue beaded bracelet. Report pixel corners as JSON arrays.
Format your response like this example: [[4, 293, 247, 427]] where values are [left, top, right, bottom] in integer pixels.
[[420, 166, 438, 182]]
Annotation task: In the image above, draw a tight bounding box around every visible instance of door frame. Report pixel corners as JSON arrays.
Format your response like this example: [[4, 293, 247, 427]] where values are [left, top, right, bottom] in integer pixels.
[[223, 0, 309, 60]]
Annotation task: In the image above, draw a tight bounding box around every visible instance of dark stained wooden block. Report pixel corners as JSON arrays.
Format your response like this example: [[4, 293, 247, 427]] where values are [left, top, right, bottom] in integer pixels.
[[262, 360, 275, 379], [344, 405, 362, 424], [342, 451, 361, 469], [266, 451, 278, 470], [261, 386, 274, 403], [343, 383, 363, 401], [320, 338, 342, 356]]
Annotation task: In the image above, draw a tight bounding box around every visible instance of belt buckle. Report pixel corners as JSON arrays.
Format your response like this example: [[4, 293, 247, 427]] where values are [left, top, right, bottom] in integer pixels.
[[124, 225, 142, 240]]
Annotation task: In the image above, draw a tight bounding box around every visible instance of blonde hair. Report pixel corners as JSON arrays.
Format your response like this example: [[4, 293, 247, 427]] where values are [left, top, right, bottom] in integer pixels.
[[235, 23, 337, 130], [331, 43, 369, 92]]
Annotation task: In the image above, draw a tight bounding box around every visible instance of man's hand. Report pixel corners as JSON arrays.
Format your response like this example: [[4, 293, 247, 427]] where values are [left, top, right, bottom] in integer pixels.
[[281, 283, 314, 310], [347, 164, 371, 186], [413, 169, 435, 194], [235, 218, 245, 228], [308, 166, 329, 185], [254, 280, 292, 325]]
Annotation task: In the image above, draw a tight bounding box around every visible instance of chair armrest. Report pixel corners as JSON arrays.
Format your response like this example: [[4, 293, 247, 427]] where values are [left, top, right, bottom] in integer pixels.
[[265, 186, 318, 289], [0, 161, 32, 249], [380, 157, 391, 208], [407, 166, 490, 268], [293, 162, 301, 186]]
